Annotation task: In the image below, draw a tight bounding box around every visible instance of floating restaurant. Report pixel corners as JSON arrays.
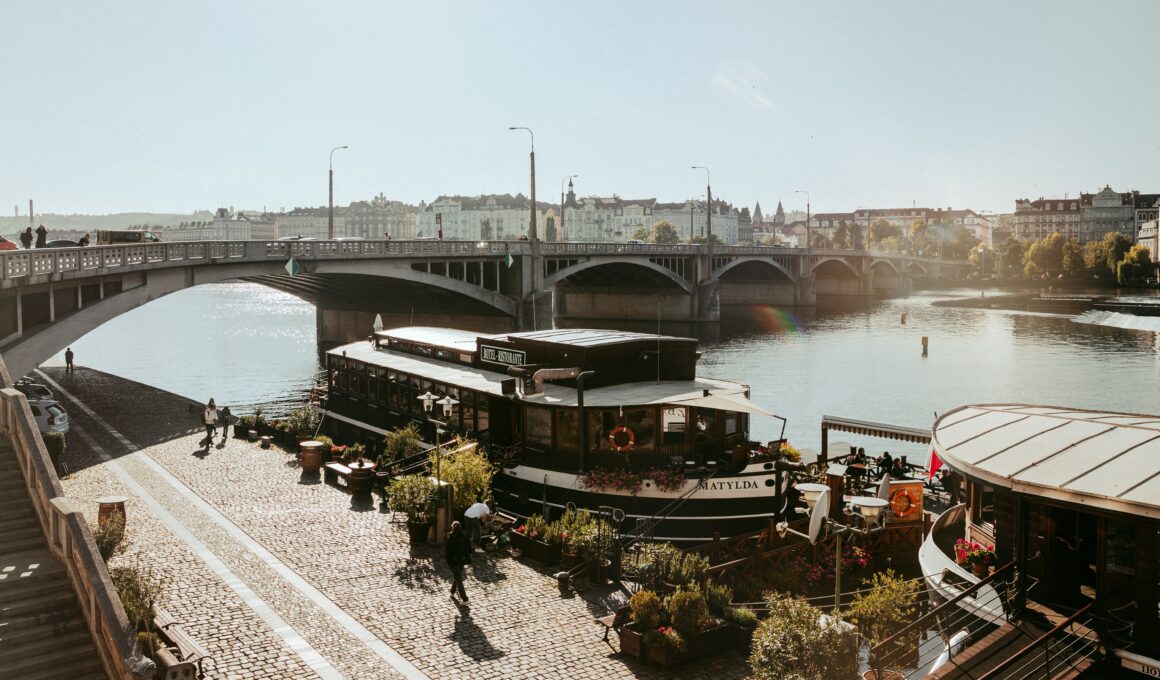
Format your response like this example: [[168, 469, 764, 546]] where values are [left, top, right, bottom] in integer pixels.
[[321, 326, 791, 542], [917, 403, 1160, 678]]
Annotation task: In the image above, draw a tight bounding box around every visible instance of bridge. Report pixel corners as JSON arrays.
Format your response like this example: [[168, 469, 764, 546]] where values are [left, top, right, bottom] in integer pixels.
[[0, 240, 964, 377]]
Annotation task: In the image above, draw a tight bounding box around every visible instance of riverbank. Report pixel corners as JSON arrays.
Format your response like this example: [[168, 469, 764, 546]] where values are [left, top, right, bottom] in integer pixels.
[[42, 366, 750, 679]]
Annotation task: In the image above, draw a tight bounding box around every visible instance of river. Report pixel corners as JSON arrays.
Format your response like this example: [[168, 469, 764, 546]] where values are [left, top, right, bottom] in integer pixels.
[[56, 282, 1160, 460]]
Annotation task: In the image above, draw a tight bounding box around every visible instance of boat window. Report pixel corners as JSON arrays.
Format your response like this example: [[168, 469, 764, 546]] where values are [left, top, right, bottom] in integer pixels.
[[525, 405, 552, 449], [556, 410, 579, 450], [460, 392, 475, 433], [695, 410, 716, 435], [972, 483, 995, 527], [724, 412, 739, 436], [588, 410, 617, 451], [626, 407, 655, 451], [663, 407, 688, 445], [476, 395, 489, 434], [436, 349, 456, 362], [1105, 520, 1136, 576]]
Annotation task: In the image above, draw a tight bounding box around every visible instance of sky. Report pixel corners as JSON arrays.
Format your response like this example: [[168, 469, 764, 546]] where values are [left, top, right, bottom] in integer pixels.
[[3, 1, 1158, 217]]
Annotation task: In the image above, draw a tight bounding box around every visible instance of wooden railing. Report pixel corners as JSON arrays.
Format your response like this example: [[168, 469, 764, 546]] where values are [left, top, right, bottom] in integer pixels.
[[977, 603, 1096, 680], [0, 361, 139, 679]]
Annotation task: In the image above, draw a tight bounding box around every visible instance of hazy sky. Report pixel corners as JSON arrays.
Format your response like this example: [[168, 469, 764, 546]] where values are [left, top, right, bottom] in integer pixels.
[[3, 1, 1157, 217]]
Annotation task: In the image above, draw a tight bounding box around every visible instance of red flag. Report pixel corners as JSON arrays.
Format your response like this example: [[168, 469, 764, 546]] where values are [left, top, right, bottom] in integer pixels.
[[928, 447, 943, 480]]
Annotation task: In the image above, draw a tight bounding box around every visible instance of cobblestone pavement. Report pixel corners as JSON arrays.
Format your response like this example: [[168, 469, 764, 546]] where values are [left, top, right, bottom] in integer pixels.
[[45, 367, 752, 679]]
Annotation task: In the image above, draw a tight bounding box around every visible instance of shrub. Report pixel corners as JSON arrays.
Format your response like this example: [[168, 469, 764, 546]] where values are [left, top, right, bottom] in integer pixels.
[[432, 439, 494, 512], [554, 509, 596, 551], [666, 585, 710, 638], [91, 517, 128, 562], [843, 570, 920, 663], [382, 423, 424, 467], [571, 518, 614, 560], [388, 474, 436, 522], [285, 407, 321, 438], [730, 606, 758, 628], [110, 563, 164, 632], [43, 431, 66, 460], [630, 589, 662, 629], [704, 579, 733, 618], [749, 593, 858, 680]]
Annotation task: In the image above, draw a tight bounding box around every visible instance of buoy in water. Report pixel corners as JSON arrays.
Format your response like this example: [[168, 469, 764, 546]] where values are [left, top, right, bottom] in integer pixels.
[[921, 335, 929, 357], [901, 312, 908, 324]]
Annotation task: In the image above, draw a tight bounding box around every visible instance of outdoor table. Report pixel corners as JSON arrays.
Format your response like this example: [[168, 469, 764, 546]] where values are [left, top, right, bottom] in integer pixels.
[[347, 460, 375, 494]]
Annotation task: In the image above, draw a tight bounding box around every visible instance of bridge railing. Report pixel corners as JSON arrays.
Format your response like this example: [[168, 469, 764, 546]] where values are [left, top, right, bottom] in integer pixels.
[[0, 362, 139, 678]]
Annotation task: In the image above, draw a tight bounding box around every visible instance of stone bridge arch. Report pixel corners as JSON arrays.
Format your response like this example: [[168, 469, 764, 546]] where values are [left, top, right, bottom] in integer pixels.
[[710, 256, 797, 284], [541, 257, 693, 294]]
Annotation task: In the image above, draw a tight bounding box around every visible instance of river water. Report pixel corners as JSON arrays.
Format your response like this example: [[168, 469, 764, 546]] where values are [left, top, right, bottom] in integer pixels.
[[57, 282, 1160, 460]]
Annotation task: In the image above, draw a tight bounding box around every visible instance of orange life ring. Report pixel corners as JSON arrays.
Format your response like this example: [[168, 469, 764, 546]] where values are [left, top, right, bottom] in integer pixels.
[[890, 488, 916, 518], [609, 426, 635, 452]]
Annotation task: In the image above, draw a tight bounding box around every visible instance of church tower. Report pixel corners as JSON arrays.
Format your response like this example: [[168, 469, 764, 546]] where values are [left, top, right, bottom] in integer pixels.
[[753, 202, 764, 225], [773, 200, 786, 228]]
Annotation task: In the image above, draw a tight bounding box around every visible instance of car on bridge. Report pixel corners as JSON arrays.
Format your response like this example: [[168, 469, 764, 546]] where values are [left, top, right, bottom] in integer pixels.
[[0, 236, 17, 250], [45, 239, 81, 248]]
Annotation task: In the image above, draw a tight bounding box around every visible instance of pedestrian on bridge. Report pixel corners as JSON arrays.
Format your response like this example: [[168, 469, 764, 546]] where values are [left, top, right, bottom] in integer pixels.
[[65, 347, 75, 373], [19, 227, 32, 249], [34, 224, 47, 248]]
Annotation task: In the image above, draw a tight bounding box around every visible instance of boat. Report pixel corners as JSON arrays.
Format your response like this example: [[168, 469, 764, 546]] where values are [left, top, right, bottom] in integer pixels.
[[918, 403, 1160, 676], [319, 326, 792, 542]]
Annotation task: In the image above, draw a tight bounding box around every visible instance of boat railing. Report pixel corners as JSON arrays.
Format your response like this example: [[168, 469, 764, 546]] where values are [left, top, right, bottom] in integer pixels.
[[870, 560, 1015, 676], [620, 466, 722, 551], [976, 602, 1099, 680], [390, 443, 439, 476]]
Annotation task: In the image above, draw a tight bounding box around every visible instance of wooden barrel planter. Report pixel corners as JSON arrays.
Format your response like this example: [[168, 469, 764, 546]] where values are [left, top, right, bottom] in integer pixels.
[[348, 462, 375, 495], [299, 440, 323, 472], [96, 496, 128, 528]]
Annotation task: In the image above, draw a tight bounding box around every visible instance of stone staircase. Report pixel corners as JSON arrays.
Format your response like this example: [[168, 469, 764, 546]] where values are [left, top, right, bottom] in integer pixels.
[[0, 441, 106, 679]]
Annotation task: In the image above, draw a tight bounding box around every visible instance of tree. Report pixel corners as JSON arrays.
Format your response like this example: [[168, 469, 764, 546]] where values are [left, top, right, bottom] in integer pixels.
[[850, 224, 865, 250], [1101, 231, 1133, 274], [969, 246, 993, 277], [544, 215, 557, 242], [832, 221, 851, 249], [1061, 237, 1085, 278], [809, 230, 831, 248], [844, 570, 920, 673], [1023, 232, 1065, 279], [1117, 244, 1154, 286], [761, 234, 781, 247], [749, 593, 858, 680], [995, 237, 1025, 280], [868, 219, 900, 250], [691, 234, 722, 245], [908, 219, 931, 256], [631, 226, 650, 242], [651, 220, 681, 245]]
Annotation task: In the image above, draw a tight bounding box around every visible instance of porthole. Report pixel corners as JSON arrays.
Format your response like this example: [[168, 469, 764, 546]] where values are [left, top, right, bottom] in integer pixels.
[[764, 479, 775, 488]]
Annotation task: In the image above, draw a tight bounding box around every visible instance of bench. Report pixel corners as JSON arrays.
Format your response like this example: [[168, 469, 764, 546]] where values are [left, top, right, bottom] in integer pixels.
[[154, 605, 210, 679], [323, 462, 352, 486], [597, 605, 632, 643]]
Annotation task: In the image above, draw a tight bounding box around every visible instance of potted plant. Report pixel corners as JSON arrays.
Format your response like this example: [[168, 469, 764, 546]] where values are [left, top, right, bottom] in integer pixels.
[[968, 544, 996, 577], [749, 593, 858, 680], [620, 589, 661, 659], [510, 515, 562, 565], [388, 474, 436, 544], [432, 438, 494, 517], [727, 606, 758, 649]]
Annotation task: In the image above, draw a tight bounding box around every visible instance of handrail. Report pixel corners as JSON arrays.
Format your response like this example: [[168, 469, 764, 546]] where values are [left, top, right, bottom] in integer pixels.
[[871, 560, 1015, 658], [621, 467, 721, 551], [976, 602, 1094, 680], [0, 362, 139, 679]]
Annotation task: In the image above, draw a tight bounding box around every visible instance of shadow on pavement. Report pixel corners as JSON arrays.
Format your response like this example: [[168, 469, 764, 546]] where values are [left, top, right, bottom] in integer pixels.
[[450, 608, 505, 661]]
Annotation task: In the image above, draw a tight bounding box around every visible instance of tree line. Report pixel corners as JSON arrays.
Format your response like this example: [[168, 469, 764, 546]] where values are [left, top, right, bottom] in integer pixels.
[[977, 231, 1154, 285]]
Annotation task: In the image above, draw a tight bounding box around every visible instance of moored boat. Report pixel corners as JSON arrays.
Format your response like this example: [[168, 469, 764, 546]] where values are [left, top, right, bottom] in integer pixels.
[[320, 326, 792, 542]]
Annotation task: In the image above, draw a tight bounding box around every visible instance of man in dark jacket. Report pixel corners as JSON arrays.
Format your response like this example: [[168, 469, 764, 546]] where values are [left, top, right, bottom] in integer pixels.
[[34, 224, 47, 248], [19, 227, 32, 249], [445, 520, 472, 603]]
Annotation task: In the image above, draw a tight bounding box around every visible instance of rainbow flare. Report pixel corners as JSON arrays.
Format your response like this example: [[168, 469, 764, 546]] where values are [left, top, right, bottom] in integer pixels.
[[747, 305, 803, 336]]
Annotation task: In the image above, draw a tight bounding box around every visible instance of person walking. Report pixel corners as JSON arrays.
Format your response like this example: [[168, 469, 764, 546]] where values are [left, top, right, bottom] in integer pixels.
[[64, 347, 75, 373], [219, 405, 232, 440], [19, 227, 32, 249], [445, 521, 472, 603], [203, 399, 218, 445], [34, 224, 47, 248], [463, 499, 492, 553]]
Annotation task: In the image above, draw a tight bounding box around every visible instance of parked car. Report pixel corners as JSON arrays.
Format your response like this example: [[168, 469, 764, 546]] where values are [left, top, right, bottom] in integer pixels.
[[0, 236, 17, 250], [45, 239, 81, 248], [14, 378, 54, 402], [29, 401, 69, 434]]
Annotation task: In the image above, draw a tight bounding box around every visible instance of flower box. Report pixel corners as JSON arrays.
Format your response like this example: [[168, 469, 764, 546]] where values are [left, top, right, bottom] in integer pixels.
[[645, 623, 732, 669], [509, 530, 561, 566], [617, 623, 646, 659]]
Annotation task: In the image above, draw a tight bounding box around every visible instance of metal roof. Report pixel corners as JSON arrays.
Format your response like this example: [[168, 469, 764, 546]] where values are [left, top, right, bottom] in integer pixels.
[[822, 415, 931, 444], [932, 404, 1160, 519], [503, 328, 695, 348]]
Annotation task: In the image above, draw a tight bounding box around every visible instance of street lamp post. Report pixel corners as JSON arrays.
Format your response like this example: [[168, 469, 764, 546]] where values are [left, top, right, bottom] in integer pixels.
[[328, 145, 349, 240], [560, 174, 577, 242], [509, 127, 537, 243], [419, 391, 459, 536], [795, 189, 810, 249], [779, 482, 888, 608], [692, 166, 711, 246]]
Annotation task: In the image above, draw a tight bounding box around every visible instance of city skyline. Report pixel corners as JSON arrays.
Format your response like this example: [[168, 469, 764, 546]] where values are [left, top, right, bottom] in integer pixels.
[[3, 1, 1157, 217]]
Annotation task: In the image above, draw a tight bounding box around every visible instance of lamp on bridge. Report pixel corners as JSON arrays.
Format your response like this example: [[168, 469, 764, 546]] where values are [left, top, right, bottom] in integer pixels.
[[794, 189, 810, 249], [508, 127, 536, 243], [691, 166, 711, 246], [329, 145, 349, 240]]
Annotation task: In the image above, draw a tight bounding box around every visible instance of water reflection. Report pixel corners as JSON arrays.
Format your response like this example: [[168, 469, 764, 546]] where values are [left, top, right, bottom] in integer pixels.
[[63, 284, 1159, 447]]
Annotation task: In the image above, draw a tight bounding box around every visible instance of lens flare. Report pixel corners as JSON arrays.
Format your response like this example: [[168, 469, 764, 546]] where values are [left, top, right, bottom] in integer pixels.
[[748, 305, 802, 336]]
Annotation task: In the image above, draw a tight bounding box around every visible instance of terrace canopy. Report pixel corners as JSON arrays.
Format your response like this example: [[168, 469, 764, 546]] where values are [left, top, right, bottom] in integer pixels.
[[931, 404, 1160, 519], [819, 414, 931, 463]]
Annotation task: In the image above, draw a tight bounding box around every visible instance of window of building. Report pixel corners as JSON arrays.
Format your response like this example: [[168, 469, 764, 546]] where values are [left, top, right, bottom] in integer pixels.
[[556, 410, 580, 450], [525, 405, 552, 449]]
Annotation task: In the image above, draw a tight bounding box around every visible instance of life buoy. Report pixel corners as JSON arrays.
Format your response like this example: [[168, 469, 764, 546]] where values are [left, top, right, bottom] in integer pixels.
[[609, 426, 635, 452], [890, 488, 916, 518]]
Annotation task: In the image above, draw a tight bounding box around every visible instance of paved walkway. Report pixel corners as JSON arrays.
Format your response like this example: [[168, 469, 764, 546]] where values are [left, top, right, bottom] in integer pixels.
[[42, 368, 751, 680]]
